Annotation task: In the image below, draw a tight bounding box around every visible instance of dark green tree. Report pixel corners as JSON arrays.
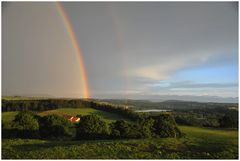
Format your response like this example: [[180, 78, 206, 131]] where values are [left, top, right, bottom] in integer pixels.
[[152, 114, 182, 138], [110, 120, 134, 138], [76, 115, 109, 140], [12, 111, 39, 138], [219, 110, 238, 128], [136, 117, 155, 138], [39, 114, 73, 139]]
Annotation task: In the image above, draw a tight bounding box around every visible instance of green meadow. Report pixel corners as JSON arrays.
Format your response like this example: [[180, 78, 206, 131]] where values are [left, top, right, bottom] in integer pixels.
[[2, 111, 18, 124], [2, 126, 238, 159], [2, 107, 130, 124]]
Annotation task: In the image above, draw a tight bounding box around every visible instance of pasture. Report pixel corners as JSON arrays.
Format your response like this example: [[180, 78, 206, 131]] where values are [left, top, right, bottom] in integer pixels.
[[2, 111, 18, 124], [2, 107, 130, 124], [2, 126, 238, 159]]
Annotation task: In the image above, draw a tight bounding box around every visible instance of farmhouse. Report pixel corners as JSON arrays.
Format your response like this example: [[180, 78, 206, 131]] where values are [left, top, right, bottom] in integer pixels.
[[64, 115, 80, 122]]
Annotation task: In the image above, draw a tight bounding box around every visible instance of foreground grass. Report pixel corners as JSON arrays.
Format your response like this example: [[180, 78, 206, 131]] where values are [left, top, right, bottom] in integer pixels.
[[2, 108, 130, 124], [2, 126, 238, 159]]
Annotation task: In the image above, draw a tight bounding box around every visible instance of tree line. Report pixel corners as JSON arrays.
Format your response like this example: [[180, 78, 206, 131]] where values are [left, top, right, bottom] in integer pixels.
[[173, 108, 238, 128], [2, 111, 182, 140]]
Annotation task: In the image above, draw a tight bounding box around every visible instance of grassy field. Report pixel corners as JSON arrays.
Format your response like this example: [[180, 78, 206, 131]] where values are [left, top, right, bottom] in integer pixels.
[[39, 107, 130, 123], [2, 126, 238, 159], [2, 107, 130, 124], [2, 111, 18, 124]]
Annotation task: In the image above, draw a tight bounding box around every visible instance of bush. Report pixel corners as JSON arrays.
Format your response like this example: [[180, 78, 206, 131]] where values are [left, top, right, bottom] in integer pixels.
[[110, 120, 147, 139], [39, 114, 74, 139], [135, 117, 155, 138], [10, 111, 39, 138], [110, 120, 133, 138], [110, 114, 181, 139], [76, 115, 109, 140], [152, 114, 181, 138]]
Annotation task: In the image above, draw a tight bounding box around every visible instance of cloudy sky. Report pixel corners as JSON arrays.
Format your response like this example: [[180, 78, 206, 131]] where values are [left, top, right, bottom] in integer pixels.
[[2, 2, 238, 102]]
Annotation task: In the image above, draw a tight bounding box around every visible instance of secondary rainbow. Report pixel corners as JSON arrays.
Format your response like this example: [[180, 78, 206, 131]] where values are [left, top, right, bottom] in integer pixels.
[[56, 2, 90, 98]]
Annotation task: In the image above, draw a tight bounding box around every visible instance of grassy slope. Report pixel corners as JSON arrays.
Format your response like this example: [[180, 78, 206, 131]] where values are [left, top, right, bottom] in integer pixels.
[[2, 126, 238, 159], [2, 107, 130, 124], [38, 107, 129, 123], [179, 126, 238, 158]]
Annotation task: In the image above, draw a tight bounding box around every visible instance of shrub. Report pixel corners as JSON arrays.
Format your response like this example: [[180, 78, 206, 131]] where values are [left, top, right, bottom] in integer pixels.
[[152, 114, 182, 138], [76, 115, 109, 140], [110, 120, 131, 138], [110, 120, 143, 139], [135, 117, 155, 138], [11, 111, 39, 138], [39, 114, 73, 139]]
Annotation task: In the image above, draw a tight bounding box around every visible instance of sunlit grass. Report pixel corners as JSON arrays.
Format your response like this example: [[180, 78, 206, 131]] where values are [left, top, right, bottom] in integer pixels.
[[2, 111, 18, 124], [2, 107, 130, 124], [39, 107, 129, 123], [2, 126, 238, 159]]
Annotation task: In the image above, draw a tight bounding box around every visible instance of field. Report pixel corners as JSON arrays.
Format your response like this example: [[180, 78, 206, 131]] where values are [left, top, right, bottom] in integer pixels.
[[2, 111, 18, 124], [2, 126, 238, 159], [2, 101, 238, 159], [2, 107, 130, 124]]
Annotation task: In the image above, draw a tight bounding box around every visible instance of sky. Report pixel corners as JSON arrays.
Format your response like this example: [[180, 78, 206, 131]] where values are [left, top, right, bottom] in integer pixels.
[[2, 2, 238, 102]]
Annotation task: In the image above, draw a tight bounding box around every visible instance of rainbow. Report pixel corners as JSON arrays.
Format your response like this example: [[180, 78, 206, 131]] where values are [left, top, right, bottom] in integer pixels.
[[56, 2, 90, 98]]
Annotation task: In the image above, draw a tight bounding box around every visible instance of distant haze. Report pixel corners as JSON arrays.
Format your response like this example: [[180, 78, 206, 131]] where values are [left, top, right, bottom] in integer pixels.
[[2, 2, 238, 103]]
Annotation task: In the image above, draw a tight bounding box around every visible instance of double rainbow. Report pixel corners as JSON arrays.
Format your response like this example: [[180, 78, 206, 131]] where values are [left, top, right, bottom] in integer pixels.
[[56, 2, 90, 98]]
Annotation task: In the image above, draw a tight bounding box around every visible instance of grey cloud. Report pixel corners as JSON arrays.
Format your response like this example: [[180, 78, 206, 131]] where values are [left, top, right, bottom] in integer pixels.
[[2, 2, 238, 100], [2, 2, 86, 97], [169, 81, 238, 89], [63, 2, 237, 83]]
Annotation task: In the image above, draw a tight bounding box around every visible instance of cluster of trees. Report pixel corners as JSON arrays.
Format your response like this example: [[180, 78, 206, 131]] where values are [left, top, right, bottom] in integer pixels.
[[2, 111, 182, 140], [174, 113, 220, 127], [219, 110, 238, 128], [2, 111, 40, 138], [76, 115, 158, 140], [2, 99, 139, 121], [2, 111, 75, 139], [173, 108, 238, 128]]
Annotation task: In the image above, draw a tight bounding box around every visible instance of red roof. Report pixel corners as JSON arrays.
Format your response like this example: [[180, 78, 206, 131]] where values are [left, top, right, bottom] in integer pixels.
[[64, 115, 80, 122], [71, 117, 80, 122]]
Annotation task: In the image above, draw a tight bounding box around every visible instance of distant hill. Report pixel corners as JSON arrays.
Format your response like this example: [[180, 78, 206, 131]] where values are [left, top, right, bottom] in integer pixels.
[[148, 95, 238, 103], [93, 93, 238, 103], [101, 99, 238, 111]]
